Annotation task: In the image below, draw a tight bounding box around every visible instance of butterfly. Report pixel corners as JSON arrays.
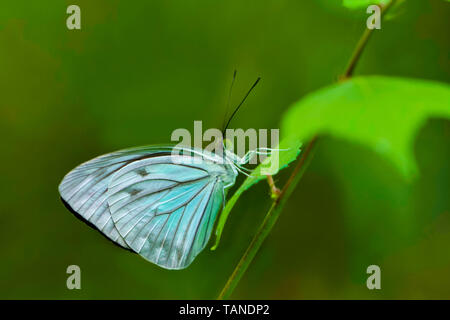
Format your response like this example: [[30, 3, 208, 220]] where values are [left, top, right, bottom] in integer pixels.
[[58, 75, 274, 270], [59, 144, 276, 269]]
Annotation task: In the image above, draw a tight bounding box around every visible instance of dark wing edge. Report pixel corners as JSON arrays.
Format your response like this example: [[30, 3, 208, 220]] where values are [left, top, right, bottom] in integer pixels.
[[60, 196, 134, 251]]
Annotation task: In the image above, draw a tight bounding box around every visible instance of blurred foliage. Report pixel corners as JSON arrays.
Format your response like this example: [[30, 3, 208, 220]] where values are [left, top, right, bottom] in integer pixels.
[[0, 0, 449, 299]]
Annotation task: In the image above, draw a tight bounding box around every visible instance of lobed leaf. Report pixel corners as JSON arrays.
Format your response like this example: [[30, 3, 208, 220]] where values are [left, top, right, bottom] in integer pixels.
[[281, 76, 450, 179]]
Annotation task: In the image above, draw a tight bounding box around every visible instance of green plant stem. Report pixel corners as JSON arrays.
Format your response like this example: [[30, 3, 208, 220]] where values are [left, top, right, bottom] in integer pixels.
[[218, 0, 396, 300], [341, 27, 374, 79], [341, 0, 395, 79], [266, 175, 281, 198], [218, 137, 317, 300]]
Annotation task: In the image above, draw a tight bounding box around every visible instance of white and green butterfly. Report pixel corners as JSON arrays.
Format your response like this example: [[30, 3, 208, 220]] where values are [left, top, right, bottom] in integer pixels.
[[58, 75, 277, 270], [59, 144, 276, 269]]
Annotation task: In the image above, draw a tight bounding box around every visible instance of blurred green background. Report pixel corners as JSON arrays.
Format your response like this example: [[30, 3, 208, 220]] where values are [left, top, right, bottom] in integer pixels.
[[0, 0, 449, 299]]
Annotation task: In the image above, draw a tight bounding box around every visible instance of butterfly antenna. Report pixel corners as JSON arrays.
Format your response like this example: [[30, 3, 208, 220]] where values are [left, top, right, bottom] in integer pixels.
[[221, 70, 237, 135], [223, 77, 261, 133]]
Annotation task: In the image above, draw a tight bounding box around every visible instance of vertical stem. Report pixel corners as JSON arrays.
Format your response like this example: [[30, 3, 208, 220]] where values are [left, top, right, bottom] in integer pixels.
[[218, 0, 396, 300], [218, 138, 317, 300], [341, 0, 395, 79], [341, 27, 374, 79]]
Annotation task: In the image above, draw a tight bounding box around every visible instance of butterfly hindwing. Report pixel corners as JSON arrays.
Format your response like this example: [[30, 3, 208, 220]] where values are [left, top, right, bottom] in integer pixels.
[[106, 155, 226, 269]]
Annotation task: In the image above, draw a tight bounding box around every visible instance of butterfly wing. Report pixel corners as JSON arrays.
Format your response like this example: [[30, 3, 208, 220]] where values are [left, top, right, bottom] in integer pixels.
[[106, 155, 226, 269], [59, 146, 235, 269], [58, 146, 176, 249]]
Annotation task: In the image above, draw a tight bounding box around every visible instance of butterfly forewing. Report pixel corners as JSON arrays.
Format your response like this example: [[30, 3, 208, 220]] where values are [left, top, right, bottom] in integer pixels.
[[59, 147, 175, 248]]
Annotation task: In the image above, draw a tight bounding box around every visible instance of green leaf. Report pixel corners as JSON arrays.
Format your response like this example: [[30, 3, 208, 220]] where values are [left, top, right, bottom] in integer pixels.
[[281, 76, 450, 179], [340, 0, 406, 21], [211, 138, 302, 250], [343, 0, 390, 9]]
